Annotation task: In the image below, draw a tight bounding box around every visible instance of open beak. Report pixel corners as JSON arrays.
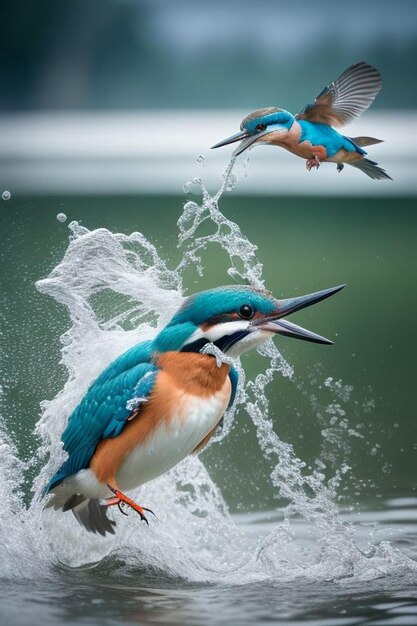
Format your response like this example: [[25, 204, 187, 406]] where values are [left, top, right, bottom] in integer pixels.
[[212, 125, 287, 156], [253, 285, 345, 345], [211, 130, 250, 149], [211, 127, 274, 156]]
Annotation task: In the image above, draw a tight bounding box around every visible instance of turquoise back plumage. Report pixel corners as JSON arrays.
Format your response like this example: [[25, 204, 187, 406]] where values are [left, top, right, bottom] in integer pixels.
[[47, 341, 156, 491], [298, 120, 365, 158]]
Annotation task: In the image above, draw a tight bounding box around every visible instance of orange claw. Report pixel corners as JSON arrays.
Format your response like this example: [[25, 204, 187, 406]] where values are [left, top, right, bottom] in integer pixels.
[[306, 155, 321, 171], [106, 485, 155, 525]]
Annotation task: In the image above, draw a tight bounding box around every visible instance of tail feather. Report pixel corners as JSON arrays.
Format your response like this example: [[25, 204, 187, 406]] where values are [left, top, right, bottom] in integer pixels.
[[349, 158, 392, 180], [62, 493, 85, 512], [70, 497, 116, 536], [350, 136, 384, 147], [45, 489, 117, 535], [44, 484, 76, 510]]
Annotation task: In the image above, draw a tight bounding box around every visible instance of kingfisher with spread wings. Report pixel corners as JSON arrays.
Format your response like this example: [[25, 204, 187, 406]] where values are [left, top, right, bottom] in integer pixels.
[[212, 62, 391, 180]]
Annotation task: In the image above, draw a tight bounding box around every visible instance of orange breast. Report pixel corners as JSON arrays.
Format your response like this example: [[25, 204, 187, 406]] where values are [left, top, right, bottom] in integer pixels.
[[156, 351, 230, 395], [89, 352, 230, 486]]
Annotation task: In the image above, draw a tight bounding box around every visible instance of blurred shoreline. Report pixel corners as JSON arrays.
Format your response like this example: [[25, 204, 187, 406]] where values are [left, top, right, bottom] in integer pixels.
[[1, 111, 416, 196]]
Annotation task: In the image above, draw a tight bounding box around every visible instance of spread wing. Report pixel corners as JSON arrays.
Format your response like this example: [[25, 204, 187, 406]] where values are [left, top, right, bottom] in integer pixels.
[[296, 62, 382, 128], [47, 340, 158, 491]]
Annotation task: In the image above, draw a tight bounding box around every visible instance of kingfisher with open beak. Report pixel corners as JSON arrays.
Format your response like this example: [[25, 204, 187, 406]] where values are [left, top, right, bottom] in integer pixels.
[[45, 283, 344, 535], [212, 62, 391, 180]]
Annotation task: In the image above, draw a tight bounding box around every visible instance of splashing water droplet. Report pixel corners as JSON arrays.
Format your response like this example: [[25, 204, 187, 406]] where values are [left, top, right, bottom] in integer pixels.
[[243, 156, 250, 178], [177, 158, 264, 288], [56, 213, 67, 223], [225, 173, 237, 192], [183, 179, 202, 196], [227, 267, 242, 283], [2, 190, 11, 201]]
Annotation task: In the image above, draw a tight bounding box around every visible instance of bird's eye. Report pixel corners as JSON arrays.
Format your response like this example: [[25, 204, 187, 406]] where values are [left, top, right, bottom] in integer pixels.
[[239, 304, 255, 320], [256, 123, 266, 132]]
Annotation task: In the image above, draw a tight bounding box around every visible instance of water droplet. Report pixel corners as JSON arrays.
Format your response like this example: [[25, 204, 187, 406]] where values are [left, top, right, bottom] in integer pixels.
[[56, 213, 67, 223], [2, 190, 11, 201], [183, 180, 202, 195], [225, 174, 237, 191], [196, 154, 205, 164], [227, 267, 242, 282]]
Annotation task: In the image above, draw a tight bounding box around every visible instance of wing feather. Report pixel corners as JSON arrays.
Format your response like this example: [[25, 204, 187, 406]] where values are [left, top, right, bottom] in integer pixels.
[[47, 341, 158, 490], [296, 62, 382, 128]]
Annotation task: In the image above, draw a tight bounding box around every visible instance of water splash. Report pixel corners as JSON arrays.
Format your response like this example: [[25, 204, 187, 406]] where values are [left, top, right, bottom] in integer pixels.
[[177, 158, 263, 287], [0, 158, 415, 585]]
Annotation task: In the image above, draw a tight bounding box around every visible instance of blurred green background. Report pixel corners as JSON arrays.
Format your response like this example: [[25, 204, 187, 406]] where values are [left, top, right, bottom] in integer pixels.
[[0, 0, 416, 512], [0, 0, 416, 112]]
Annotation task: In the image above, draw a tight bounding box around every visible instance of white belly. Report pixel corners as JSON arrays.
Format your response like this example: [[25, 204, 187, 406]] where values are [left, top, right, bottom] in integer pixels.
[[115, 378, 231, 491]]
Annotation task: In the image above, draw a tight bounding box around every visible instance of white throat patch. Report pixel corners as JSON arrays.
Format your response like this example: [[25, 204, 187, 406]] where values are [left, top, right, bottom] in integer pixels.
[[182, 321, 273, 357]]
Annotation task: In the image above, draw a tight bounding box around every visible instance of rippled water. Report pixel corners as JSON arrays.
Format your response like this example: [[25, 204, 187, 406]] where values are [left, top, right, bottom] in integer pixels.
[[1, 501, 416, 625], [0, 159, 416, 625]]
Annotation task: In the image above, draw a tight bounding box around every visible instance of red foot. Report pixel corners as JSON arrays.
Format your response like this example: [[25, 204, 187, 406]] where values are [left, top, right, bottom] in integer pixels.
[[101, 486, 155, 525], [306, 155, 321, 171]]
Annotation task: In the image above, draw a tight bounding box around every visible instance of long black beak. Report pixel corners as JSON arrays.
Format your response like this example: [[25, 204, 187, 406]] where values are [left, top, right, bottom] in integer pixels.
[[211, 127, 278, 156], [211, 130, 250, 149], [253, 285, 345, 344]]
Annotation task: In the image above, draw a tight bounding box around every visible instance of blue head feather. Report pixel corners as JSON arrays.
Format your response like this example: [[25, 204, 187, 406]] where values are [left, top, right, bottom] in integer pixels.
[[242, 108, 295, 135], [152, 285, 277, 353]]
